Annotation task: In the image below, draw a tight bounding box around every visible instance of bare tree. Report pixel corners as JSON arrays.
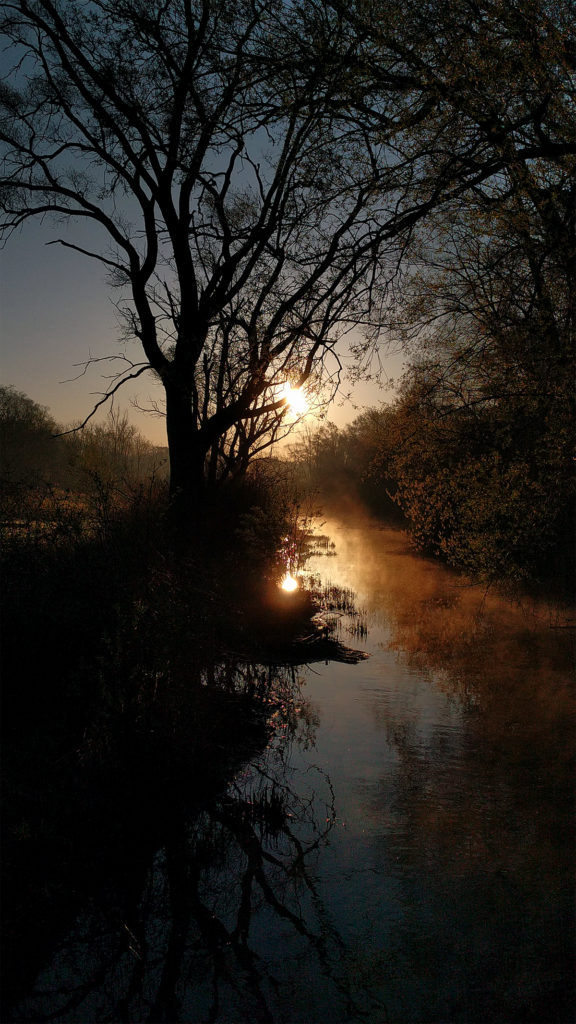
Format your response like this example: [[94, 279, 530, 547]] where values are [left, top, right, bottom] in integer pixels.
[[5, 2, 568, 524], [0, 0, 423, 524], [344, 0, 576, 427], [322, 0, 576, 186]]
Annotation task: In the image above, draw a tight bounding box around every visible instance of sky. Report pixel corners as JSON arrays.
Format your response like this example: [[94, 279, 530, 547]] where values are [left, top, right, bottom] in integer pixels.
[[0, 217, 406, 448], [0, 11, 408, 450]]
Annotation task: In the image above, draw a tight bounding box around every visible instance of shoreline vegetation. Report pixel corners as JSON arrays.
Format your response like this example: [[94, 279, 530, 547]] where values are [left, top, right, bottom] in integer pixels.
[[0, 390, 363, 1015], [1, 384, 573, 1017]]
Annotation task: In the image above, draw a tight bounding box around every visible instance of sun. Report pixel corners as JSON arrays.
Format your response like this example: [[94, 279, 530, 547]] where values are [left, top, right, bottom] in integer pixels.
[[281, 384, 309, 416]]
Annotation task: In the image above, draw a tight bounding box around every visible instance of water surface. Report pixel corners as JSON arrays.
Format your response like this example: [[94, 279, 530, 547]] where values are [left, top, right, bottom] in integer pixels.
[[291, 512, 575, 1022], [13, 511, 575, 1023]]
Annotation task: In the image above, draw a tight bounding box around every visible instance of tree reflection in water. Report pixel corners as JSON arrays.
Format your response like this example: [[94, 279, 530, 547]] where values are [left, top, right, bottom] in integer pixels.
[[10, 659, 358, 1024]]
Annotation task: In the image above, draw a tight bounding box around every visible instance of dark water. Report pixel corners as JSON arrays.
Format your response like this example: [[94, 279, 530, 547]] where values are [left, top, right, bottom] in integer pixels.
[[11, 513, 575, 1023]]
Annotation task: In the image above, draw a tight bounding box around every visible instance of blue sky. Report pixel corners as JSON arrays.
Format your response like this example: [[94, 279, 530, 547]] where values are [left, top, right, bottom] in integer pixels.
[[1, 217, 405, 446]]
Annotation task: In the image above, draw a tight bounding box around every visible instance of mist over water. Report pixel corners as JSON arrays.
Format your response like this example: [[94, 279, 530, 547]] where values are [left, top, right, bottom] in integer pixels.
[[295, 510, 575, 1022], [11, 509, 575, 1023]]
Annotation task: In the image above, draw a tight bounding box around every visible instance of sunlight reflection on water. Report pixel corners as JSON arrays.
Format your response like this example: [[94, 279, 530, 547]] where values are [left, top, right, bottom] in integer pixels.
[[280, 571, 299, 592]]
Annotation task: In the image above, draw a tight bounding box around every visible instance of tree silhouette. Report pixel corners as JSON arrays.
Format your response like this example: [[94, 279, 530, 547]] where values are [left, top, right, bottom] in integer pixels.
[[5, 1, 572, 525], [0, 0, 411, 523]]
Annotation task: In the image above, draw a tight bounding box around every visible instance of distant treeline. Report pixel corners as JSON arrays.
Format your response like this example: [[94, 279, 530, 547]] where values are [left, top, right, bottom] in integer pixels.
[[292, 382, 574, 592], [0, 385, 168, 495]]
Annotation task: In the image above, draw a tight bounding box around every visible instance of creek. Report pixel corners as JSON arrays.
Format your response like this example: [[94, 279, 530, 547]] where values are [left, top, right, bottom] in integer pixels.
[[12, 510, 575, 1023]]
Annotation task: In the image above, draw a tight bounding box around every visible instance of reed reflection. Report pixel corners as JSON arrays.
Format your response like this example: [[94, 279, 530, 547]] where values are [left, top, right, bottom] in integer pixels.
[[11, 656, 352, 1024]]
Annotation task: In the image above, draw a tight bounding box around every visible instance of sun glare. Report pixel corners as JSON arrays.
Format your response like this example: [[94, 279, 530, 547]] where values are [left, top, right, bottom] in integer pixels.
[[281, 384, 309, 416], [280, 572, 299, 592]]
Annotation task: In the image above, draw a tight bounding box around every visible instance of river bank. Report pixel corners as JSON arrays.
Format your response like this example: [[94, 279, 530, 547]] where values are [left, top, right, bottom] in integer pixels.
[[5, 508, 575, 1022]]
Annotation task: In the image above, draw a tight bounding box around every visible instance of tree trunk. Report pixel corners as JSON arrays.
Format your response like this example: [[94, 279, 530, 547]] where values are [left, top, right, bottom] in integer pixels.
[[164, 380, 206, 533]]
